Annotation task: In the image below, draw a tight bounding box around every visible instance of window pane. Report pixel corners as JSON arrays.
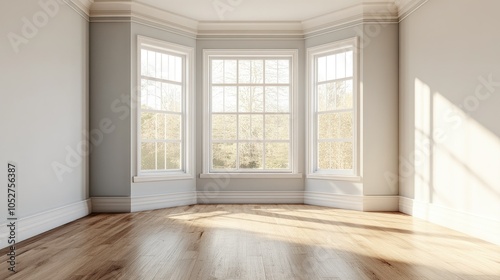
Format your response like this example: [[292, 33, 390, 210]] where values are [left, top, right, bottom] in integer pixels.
[[239, 86, 263, 112], [318, 142, 353, 170], [212, 86, 237, 112], [157, 142, 166, 170], [326, 55, 335, 81], [213, 143, 237, 169], [251, 60, 264, 84], [336, 80, 353, 110], [224, 60, 237, 84], [265, 87, 289, 113], [277, 60, 290, 84], [141, 112, 155, 140], [166, 142, 181, 169], [162, 83, 182, 112], [239, 143, 263, 169], [317, 56, 327, 82], [265, 115, 289, 140], [141, 49, 148, 77], [239, 115, 264, 140], [173, 56, 182, 82], [166, 114, 181, 140], [212, 87, 224, 112], [318, 83, 335, 112], [147, 50, 155, 78], [318, 112, 353, 140], [141, 142, 156, 170], [212, 114, 237, 140], [336, 52, 346, 79], [212, 60, 224, 84], [265, 60, 278, 84], [346, 51, 353, 77], [265, 143, 289, 169]]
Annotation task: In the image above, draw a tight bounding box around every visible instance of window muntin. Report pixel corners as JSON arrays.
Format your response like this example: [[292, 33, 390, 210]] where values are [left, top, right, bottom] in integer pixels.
[[206, 54, 295, 173]]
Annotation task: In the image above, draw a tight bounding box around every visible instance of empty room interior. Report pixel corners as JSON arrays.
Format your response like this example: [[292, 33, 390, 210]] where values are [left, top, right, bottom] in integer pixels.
[[1, 0, 500, 279]]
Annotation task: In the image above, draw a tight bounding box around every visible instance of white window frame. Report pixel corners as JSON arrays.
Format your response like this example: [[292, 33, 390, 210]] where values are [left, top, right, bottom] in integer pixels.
[[201, 49, 301, 179], [133, 36, 195, 183], [306, 38, 361, 181]]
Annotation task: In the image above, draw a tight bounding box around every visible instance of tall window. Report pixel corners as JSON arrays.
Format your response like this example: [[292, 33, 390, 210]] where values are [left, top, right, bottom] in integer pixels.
[[203, 50, 298, 175], [307, 38, 359, 178], [136, 37, 194, 180]]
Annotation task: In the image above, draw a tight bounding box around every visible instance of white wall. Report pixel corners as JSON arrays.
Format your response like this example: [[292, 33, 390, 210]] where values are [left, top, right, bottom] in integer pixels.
[[0, 0, 90, 246], [399, 0, 500, 244]]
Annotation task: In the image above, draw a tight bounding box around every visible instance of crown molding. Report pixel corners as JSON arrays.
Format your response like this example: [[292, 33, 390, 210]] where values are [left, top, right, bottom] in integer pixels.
[[88, 0, 427, 39], [302, 1, 398, 36], [90, 0, 199, 36], [397, 0, 429, 21]]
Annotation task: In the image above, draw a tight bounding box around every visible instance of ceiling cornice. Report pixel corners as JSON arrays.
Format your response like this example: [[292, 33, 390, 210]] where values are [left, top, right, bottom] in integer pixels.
[[398, 0, 429, 21], [85, 0, 427, 39]]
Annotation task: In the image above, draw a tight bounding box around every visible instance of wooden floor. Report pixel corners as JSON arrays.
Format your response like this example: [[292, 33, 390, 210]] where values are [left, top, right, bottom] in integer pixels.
[[0, 205, 499, 280]]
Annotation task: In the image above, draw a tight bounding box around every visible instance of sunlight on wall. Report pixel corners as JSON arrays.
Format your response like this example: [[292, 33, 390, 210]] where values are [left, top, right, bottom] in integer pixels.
[[413, 78, 500, 219], [413, 78, 432, 203], [433, 94, 500, 216]]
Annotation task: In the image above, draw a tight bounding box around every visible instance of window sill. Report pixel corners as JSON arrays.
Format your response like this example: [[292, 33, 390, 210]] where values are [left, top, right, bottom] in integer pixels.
[[133, 174, 194, 183], [306, 174, 362, 182], [200, 173, 303, 179]]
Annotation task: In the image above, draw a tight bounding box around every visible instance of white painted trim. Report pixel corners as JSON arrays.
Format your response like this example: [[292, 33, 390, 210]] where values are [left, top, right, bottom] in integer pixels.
[[131, 192, 197, 212], [306, 38, 361, 179], [398, 0, 428, 22], [68, 0, 93, 17], [91, 197, 131, 213], [202, 49, 299, 175], [304, 192, 363, 211], [363, 196, 399, 212], [200, 173, 303, 179], [197, 191, 304, 204], [133, 174, 194, 183], [306, 174, 362, 182], [135, 36, 196, 180], [0, 200, 91, 249], [89, 0, 409, 38], [399, 197, 500, 246]]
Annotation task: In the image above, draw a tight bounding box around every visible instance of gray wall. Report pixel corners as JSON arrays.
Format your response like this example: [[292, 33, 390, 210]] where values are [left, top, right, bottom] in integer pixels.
[[90, 22, 132, 197], [90, 22, 198, 198], [0, 0, 88, 216], [305, 23, 400, 197], [399, 0, 500, 219]]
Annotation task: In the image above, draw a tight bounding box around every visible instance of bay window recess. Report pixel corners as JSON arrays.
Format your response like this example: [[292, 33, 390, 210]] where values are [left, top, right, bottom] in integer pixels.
[[202, 50, 300, 178], [134, 36, 194, 182], [307, 38, 360, 180]]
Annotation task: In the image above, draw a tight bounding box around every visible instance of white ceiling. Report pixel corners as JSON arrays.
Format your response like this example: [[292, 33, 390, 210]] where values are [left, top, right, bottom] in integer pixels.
[[136, 0, 394, 22]]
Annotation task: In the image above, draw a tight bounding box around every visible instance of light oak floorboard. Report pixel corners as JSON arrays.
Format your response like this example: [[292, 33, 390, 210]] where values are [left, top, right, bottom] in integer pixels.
[[0, 205, 499, 279]]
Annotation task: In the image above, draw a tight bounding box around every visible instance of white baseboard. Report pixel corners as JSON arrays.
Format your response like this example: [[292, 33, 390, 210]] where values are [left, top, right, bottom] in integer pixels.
[[363, 196, 400, 212], [197, 191, 304, 204], [399, 197, 500, 246], [131, 192, 197, 212], [305, 192, 363, 211], [305, 192, 399, 212], [91, 197, 131, 213], [92, 192, 197, 213], [0, 199, 91, 249]]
